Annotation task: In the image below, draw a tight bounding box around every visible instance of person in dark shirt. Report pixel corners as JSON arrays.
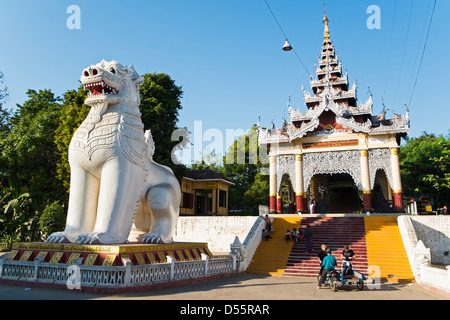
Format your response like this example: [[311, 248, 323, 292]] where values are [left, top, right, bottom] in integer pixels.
[[317, 249, 337, 288], [304, 225, 313, 253], [317, 244, 328, 276], [341, 245, 355, 276]]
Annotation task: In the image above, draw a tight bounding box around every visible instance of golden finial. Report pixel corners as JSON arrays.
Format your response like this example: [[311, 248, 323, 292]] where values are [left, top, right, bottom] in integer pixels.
[[323, 3, 330, 42]]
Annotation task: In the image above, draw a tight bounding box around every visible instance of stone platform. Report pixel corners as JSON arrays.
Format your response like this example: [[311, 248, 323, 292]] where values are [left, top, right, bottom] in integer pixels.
[[9, 242, 214, 267]]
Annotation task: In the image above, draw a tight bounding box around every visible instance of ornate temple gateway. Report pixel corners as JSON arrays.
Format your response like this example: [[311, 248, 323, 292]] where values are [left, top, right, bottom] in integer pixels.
[[257, 13, 410, 214]]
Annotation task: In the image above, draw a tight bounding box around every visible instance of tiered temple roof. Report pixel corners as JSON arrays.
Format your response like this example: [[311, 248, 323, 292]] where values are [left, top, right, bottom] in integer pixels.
[[258, 12, 410, 144]]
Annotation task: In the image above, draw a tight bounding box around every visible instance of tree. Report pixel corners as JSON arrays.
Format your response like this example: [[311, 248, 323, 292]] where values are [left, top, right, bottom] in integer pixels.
[[1, 189, 44, 247], [0, 71, 11, 191], [222, 126, 269, 211], [400, 132, 450, 206], [54, 85, 89, 193], [0, 71, 8, 106], [0, 89, 64, 243], [139, 73, 186, 179], [0, 89, 64, 201], [39, 202, 66, 238], [243, 172, 270, 209]]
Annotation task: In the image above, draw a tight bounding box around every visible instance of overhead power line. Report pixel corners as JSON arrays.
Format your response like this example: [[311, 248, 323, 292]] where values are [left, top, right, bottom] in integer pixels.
[[263, 0, 311, 77], [394, 0, 414, 106], [408, 0, 437, 106], [406, 0, 433, 103], [384, 0, 397, 101]]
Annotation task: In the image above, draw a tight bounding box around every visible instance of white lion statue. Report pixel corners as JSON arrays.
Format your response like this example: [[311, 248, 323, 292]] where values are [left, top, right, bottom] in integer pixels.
[[46, 60, 181, 245]]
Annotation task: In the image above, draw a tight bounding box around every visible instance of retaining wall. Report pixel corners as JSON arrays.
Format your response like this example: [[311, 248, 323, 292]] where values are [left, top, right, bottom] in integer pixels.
[[410, 216, 450, 265], [174, 216, 259, 253]]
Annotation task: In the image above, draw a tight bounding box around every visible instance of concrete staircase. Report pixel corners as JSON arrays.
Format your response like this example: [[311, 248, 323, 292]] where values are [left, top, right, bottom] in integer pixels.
[[284, 217, 369, 277], [247, 216, 414, 282], [364, 217, 414, 282], [246, 217, 302, 276]]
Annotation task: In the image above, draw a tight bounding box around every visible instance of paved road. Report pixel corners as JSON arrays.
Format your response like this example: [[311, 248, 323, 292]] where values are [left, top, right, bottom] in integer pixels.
[[0, 273, 447, 301]]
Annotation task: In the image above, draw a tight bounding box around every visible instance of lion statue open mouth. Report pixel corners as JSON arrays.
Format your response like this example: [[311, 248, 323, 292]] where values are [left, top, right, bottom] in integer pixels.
[[46, 60, 181, 245]]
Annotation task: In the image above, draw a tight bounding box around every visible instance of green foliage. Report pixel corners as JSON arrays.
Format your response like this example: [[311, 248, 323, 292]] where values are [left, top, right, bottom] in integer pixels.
[[0, 71, 8, 110], [243, 172, 269, 209], [400, 132, 450, 205], [0, 88, 65, 243], [39, 202, 66, 237], [139, 73, 187, 179], [193, 126, 269, 211], [54, 85, 89, 193], [0, 191, 44, 246], [0, 72, 12, 191], [222, 126, 268, 211], [0, 89, 64, 201]]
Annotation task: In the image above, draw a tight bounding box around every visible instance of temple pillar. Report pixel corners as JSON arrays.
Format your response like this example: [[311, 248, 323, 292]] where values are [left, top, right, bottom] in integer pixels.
[[269, 156, 277, 213], [303, 194, 308, 213], [360, 150, 372, 211], [276, 195, 282, 214], [390, 148, 404, 212], [295, 154, 306, 213]]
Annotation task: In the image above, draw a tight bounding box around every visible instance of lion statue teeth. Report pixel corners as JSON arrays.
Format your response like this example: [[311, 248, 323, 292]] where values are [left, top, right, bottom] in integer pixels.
[[46, 60, 181, 245]]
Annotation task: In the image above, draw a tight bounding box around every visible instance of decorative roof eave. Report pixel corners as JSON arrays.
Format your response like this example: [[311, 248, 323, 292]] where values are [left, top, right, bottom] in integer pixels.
[[369, 113, 410, 136], [291, 87, 349, 122], [310, 73, 348, 88], [287, 118, 320, 141], [356, 95, 373, 115], [369, 127, 410, 136], [257, 128, 290, 145], [316, 62, 342, 75], [303, 83, 357, 105], [336, 116, 372, 134], [319, 57, 339, 66]]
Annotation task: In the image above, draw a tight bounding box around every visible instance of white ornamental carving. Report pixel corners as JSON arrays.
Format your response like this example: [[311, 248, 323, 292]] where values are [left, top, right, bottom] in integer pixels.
[[368, 148, 394, 190], [302, 151, 363, 191], [276, 155, 296, 193]]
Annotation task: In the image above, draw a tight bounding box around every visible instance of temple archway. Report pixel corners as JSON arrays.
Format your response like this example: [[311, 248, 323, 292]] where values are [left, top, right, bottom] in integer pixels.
[[372, 169, 391, 213], [279, 173, 296, 213], [308, 173, 361, 213]]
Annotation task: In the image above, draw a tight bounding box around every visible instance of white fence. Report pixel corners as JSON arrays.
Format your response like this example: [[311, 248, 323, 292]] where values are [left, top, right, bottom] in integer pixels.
[[420, 265, 450, 293], [0, 253, 235, 289]]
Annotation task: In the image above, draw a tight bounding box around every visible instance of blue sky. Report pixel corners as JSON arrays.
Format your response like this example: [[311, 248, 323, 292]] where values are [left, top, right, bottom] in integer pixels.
[[0, 0, 448, 161]]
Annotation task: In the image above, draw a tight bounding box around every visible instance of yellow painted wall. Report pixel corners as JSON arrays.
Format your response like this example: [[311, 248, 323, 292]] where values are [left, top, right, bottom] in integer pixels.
[[180, 178, 230, 216]]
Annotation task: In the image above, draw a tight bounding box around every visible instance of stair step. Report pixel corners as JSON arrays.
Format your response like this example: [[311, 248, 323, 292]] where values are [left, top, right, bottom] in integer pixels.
[[247, 216, 414, 282]]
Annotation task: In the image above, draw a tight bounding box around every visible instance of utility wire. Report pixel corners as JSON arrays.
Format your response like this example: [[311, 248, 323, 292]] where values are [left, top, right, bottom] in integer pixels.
[[406, 0, 432, 102], [263, 0, 311, 77], [408, 0, 437, 106], [383, 0, 397, 101], [394, 0, 414, 106]]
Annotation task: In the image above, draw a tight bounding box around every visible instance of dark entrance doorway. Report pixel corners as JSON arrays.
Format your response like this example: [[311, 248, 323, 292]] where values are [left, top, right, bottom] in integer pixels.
[[195, 190, 212, 215], [309, 173, 361, 213], [372, 170, 391, 213]]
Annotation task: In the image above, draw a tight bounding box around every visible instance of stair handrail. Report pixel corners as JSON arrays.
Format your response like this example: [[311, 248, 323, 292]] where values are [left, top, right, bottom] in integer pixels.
[[230, 216, 265, 272], [398, 216, 432, 281]]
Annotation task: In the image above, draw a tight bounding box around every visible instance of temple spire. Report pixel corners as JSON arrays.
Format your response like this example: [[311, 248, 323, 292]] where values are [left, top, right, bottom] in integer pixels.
[[323, 3, 330, 42]]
